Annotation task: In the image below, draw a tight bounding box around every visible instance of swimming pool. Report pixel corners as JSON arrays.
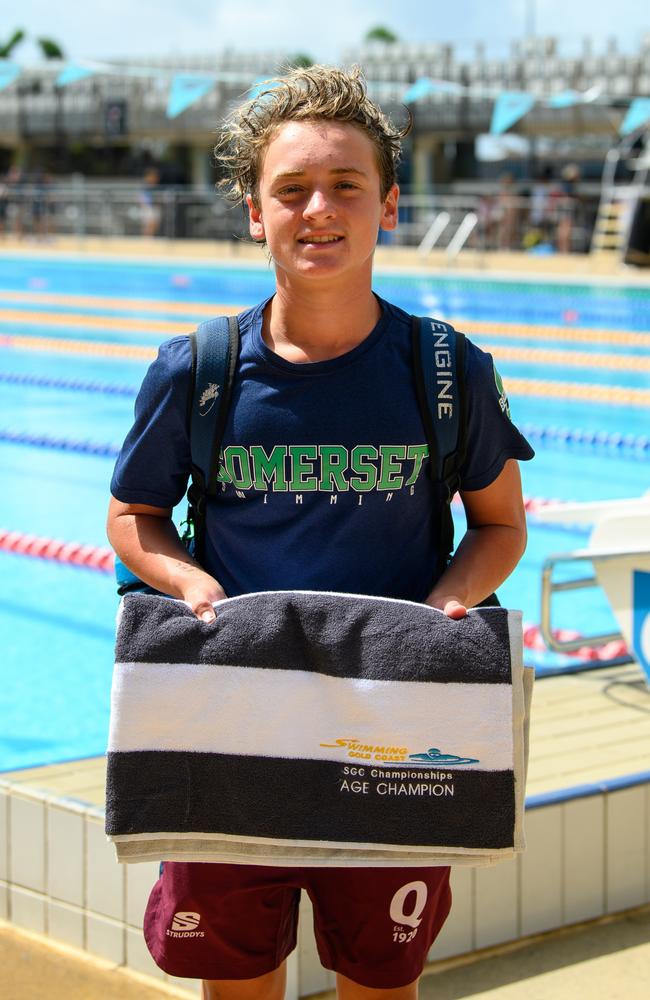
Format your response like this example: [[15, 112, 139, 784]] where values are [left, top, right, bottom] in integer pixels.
[[1, 255, 648, 772]]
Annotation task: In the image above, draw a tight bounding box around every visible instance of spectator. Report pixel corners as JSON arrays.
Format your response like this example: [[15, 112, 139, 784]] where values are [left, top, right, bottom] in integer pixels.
[[556, 163, 581, 254], [139, 167, 161, 238], [6, 165, 24, 239], [30, 170, 54, 241], [495, 173, 519, 250], [0, 173, 8, 237]]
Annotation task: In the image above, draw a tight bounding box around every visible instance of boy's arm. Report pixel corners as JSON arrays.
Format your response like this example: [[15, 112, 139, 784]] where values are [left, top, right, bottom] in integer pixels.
[[425, 459, 527, 619], [107, 497, 225, 622]]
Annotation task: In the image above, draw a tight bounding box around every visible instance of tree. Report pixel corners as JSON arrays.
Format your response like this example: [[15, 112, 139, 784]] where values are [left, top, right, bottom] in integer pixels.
[[364, 26, 399, 44], [37, 37, 65, 59], [0, 29, 25, 59], [282, 53, 314, 70], [0, 29, 65, 60]]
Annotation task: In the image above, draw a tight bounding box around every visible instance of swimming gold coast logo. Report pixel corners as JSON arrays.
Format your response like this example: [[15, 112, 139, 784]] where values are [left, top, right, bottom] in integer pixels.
[[320, 737, 479, 766], [320, 737, 408, 763]]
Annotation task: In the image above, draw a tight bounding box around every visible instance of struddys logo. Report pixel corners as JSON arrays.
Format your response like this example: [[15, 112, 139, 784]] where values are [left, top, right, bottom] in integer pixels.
[[320, 737, 479, 767], [166, 911, 205, 939]]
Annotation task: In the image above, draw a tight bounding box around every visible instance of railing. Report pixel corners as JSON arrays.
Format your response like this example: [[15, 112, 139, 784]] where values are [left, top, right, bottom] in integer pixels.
[[540, 549, 639, 653], [0, 183, 249, 243], [0, 184, 600, 252]]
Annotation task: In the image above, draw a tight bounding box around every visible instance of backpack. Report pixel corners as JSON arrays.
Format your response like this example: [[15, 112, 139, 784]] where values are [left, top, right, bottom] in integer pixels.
[[115, 313, 472, 596]]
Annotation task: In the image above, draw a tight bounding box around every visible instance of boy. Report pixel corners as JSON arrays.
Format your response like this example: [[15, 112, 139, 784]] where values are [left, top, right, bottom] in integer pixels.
[[107, 65, 533, 1000]]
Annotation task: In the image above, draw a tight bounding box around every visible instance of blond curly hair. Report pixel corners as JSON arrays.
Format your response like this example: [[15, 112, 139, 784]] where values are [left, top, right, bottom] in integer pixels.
[[215, 64, 410, 207]]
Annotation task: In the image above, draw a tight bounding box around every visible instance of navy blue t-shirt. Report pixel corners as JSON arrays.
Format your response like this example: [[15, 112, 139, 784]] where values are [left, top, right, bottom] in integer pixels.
[[111, 296, 533, 601]]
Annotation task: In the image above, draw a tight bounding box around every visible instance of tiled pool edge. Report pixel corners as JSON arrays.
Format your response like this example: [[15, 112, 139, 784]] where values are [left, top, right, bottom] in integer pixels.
[[1, 776, 649, 999]]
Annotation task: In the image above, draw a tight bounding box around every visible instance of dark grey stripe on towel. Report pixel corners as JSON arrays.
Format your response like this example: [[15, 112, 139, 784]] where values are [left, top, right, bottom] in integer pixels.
[[116, 592, 512, 684], [105, 751, 515, 850]]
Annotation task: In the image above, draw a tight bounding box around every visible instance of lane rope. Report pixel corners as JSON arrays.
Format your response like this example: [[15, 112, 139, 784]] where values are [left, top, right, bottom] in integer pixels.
[[0, 412, 636, 494], [0, 430, 120, 456], [452, 318, 650, 348], [0, 370, 137, 396], [0, 295, 647, 347], [0, 527, 632, 659], [0, 427, 627, 532], [2, 334, 648, 405], [0, 334, 156, 360], [0, 528, 114, 573], [504, 376, 650, 407], [0, 307, 191, 335], [482, 343, 650, 372], [521, 423, 649, 454], [0, 291, 244, 317]]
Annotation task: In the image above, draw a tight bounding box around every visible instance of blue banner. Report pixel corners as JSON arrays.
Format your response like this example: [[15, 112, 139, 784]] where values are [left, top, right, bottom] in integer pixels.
[[490, 91, 535, 134], [403, 77, 464, 103], [548, 89, 582, 109], [402, 78, 435, 103], [166, 73, 215, 119], [247, 77, 283, 102], [0, 61, 20, 92], [56, 63, 97, 87], [620, 98, 650, 136]]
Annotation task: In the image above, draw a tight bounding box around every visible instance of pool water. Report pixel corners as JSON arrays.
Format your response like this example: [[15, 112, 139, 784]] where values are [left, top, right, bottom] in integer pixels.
[[1, 256, 648, 771]]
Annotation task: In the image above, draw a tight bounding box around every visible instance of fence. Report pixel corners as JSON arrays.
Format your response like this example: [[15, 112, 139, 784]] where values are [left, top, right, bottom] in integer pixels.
[[0, 183, 598, 253]]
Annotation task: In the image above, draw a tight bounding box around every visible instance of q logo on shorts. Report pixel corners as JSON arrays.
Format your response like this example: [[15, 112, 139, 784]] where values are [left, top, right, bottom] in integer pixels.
[[389, 881, 429, 929]]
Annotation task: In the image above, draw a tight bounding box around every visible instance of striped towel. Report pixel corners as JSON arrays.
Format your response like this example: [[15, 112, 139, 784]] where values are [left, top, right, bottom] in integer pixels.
[[106, 591, 533, 867]]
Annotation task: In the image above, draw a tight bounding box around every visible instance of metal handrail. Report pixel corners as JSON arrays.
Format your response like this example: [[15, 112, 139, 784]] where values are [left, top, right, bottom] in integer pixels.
[[417, 211, 451, 255], [446, 211, 478, 260], [540, 548, 646, 653]]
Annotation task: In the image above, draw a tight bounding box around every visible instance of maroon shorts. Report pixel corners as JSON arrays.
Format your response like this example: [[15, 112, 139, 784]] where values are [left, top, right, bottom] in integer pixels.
[[144, 861, 451, 989]]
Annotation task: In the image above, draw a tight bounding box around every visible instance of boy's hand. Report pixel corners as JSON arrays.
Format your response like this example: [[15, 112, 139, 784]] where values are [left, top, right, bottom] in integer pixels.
[[180, 575, 226, 623], [106, 499, 227, 623], [425, 595, 468, 619]]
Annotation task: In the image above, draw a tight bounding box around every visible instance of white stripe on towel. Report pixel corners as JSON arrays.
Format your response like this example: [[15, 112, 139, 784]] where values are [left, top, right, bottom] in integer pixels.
[[109, 661, 514, 770]]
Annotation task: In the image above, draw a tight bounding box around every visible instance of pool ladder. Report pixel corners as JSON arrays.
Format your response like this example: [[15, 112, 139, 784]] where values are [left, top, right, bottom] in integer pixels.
[[540, 549, 629, 653], [418, 211, 478, 261]]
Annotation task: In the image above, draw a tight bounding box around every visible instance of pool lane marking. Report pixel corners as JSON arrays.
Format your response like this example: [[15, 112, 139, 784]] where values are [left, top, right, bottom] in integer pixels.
[[482, 344, 650, 372], [1, 334, 649, 405], [453, 319, 650, 348], [503, 377, 650, 406], [0, 334, 156, 360], [0, 291, 244, 316], [2, 326, 649, 375], [0, 301, 649, 348], [0, 308, 194, 334]]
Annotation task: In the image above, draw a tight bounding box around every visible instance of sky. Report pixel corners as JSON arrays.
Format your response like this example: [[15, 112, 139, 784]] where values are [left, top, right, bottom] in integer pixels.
[[4, 0, 649, 65]]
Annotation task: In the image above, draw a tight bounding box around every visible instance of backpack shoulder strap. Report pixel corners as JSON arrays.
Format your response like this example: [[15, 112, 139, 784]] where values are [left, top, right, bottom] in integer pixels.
[[411, 315, 466, 487], [190, 313, 240, 493], [411, 315, 467, 573], [186, 314, 239, 563], [115, 314, 239, 592]]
